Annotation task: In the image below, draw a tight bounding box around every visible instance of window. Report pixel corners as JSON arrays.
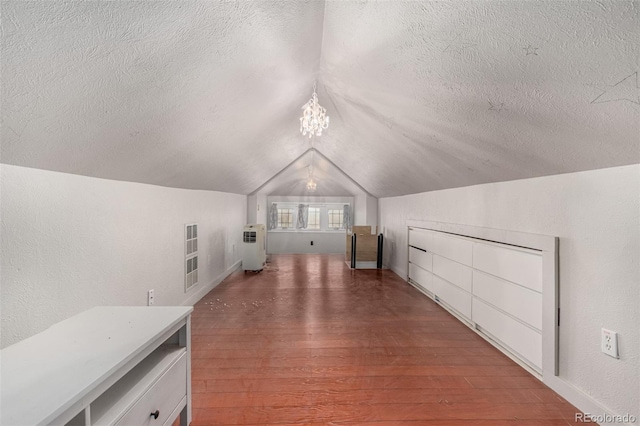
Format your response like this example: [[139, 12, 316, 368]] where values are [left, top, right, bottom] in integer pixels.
[[277, 208, 294, 229], [307, 207, 321, 229], [270, 203, 350, 232], [328, 209, 344, 230]]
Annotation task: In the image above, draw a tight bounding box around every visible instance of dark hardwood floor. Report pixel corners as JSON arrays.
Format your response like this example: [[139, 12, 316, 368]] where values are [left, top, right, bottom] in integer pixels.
[[189, 254, 584, 425]]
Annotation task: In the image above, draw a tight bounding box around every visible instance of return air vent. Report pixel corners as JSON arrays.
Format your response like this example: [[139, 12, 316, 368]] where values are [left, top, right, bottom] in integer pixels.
[[186, 255, 198, 291], [185, 223, 199, 291], [186, 224, 198, 256]]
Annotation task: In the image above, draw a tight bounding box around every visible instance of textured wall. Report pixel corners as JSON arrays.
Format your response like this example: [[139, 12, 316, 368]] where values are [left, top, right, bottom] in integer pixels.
[[1, 165, 247, 348], [378, 164, 640, 419]]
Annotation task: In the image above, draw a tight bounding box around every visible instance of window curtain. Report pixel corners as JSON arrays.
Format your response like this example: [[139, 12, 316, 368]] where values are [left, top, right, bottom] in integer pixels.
[[297, 204, 309, 229], [268, 203, 278, 230], [343, 204, 352, 230]]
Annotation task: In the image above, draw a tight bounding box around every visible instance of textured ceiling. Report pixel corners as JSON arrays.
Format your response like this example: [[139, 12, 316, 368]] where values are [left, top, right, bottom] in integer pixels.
[[2, 1, 639, 198], [252, 148, 370, 197]]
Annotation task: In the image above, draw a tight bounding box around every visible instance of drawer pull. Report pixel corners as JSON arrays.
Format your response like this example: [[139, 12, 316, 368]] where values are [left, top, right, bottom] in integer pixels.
[[150, 410, 160, 420]]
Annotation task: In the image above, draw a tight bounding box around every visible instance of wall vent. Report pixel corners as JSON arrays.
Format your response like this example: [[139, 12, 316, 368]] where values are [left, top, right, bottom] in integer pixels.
[[185, 224, 198, 291], [243, 231, 257, 243]]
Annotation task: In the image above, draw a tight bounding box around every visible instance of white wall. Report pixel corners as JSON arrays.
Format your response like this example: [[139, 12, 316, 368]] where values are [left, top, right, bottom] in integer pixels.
[[354, 194, 367, 225], [365, 194, 378, 228], [1, 165, 247, 348], [352, 193, 377, 227], [247, 193, 267, 225], [267, 231, 345, 254], [247, 194, 258, 224], [256, 193, 267, 226], [378, 164, 639, 420]]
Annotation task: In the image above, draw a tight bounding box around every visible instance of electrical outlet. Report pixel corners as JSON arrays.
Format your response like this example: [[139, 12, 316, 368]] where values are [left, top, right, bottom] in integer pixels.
[[147, 289, 155, 306], [601, 328, 618, 358], [208, 254, 211, 265], [310, 241, 314, 246]]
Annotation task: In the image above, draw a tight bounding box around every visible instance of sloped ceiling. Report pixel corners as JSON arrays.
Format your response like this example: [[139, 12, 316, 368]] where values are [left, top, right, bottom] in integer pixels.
[[2, 1, 638, 198], [252, 148, 370, 197]]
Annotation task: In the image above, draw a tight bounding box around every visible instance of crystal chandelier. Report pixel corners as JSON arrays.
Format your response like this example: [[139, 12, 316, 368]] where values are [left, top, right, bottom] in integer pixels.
[[306, 179, 317, 192], [300, 82, 329, 138], [306, 165, 317, 192]]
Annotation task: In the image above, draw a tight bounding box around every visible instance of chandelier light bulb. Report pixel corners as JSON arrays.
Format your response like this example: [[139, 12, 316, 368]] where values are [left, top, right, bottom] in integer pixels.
[[306, 179, 317, 192], [300, 84, 329, 138], [306, 164, 317, 192]]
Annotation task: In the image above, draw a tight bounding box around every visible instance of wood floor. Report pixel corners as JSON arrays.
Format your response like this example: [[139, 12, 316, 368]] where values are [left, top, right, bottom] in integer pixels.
[[190, 254, 584, 425]]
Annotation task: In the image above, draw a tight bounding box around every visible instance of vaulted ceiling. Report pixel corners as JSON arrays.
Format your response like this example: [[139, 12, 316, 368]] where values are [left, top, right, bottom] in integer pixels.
[[2, 1, 638, 198]]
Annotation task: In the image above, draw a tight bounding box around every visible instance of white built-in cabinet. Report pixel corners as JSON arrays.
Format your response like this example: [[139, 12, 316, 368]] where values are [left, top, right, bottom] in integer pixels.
[[1, 306, 192, 426], [407, 225, 554, 375]]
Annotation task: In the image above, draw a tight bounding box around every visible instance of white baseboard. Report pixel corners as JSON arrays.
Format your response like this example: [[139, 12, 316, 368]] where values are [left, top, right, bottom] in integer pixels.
[[387, 263, 407, 280], [182, 260, 241, 307], [543, 375, 635, 425]]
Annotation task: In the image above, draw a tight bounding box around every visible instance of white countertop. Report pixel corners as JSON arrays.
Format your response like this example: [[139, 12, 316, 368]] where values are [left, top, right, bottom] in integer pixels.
[[0, 306, 192, 426]]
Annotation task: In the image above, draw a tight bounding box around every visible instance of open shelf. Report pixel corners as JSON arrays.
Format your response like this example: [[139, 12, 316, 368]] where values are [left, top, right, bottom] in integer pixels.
[[90, 345, 186, 425]]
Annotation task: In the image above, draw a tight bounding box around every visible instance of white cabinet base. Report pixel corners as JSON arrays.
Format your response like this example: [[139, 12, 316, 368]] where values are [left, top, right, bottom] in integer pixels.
[[1, 307, 193, 426]]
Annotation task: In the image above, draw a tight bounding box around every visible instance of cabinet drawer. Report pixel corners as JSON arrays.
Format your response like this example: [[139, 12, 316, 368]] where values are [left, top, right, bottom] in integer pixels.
[[432, 274, 472, 321], [409, 263, 433, 293], [409, 228, 431, 251], [116, 352, 187, 426], [472, 298, 542, 371], [473, 270, 542, 331], [431, 233, 472, 266], [433, 255, 472, 293], [409, 247, 432, 272], [473, 242, 542, 292]]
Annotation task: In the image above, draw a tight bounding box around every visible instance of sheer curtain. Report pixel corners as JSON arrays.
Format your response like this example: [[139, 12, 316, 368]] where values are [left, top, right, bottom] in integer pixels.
[[343, 204, 352, 231], [297, 204, 309, 229], [268, 203, 278, 230]]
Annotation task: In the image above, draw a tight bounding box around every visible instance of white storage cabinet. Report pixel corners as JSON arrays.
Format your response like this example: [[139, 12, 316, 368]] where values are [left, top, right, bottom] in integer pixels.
[[0, 306, 192, 426], [407, 225, 551, 375]]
